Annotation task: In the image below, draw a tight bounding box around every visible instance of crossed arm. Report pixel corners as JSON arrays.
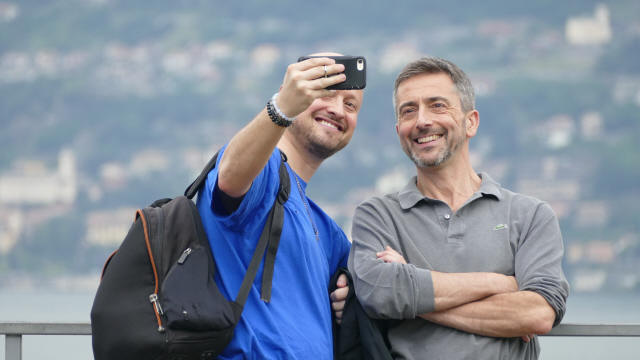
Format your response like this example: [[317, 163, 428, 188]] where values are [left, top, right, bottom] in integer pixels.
[[377, 246, 556, 340], [349, 197, 569, 342], [420, 291, 554, 339]]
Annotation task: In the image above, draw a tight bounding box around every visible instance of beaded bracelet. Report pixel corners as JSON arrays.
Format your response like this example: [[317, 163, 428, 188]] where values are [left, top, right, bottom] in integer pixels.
[[271, 93, 296, 123], [266, 93, 295, 127], [266, 98, 293, 127]]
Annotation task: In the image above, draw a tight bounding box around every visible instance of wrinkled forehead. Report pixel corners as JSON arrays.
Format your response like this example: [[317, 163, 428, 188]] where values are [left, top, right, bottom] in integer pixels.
[[396, 73, 458, 104]]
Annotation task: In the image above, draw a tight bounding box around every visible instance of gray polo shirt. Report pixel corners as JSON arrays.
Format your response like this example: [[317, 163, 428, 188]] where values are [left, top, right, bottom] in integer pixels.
[[348, 173, 569, 360]]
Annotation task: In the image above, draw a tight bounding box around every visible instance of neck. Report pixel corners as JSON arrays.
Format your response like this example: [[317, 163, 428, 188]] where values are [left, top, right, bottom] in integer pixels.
[[277, 135, 322, 182], [415, 152, 481, 212]]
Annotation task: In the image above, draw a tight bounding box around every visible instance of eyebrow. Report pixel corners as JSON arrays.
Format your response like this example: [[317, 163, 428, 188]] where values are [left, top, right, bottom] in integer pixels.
[[398, 96, 451, 109], [425, 96, 451, 105], [397, 100, 418, 113]]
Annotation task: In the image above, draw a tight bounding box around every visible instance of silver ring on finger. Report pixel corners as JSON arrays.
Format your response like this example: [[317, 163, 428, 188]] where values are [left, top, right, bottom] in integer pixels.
[[323, 65, 328, 78]]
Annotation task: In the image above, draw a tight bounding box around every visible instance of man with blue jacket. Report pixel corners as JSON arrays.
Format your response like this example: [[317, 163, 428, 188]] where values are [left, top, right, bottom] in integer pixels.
[[197, 53, 362, 359]]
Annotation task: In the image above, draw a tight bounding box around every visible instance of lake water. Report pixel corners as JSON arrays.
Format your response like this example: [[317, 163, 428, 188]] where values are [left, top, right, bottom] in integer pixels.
[[1, 290, 640, 359]]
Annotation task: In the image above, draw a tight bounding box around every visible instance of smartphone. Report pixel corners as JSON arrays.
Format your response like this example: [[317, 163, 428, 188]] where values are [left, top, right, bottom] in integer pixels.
[[297, 55, 366, 90]]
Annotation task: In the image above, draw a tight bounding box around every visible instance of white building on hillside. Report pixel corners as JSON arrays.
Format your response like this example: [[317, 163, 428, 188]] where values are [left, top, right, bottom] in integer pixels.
[[565, 4, 612, 45], [0, 149, 77, 205], [85, 207, 136, 247]]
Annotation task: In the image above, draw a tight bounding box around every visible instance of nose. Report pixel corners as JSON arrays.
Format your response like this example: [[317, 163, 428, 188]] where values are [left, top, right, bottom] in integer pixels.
[[416, 107, 433, 128], [325, 95, 345, 119]]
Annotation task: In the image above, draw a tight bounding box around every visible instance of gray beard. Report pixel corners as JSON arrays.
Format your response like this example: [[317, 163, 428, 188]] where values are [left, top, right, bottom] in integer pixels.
[[410, 147, 452, 168], [408, 129, 464, 168]]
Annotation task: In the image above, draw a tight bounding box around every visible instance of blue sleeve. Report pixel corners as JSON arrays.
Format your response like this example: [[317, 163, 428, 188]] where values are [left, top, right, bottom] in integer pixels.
[[206, 147, 281, 232], [331, 223, 351, 271]]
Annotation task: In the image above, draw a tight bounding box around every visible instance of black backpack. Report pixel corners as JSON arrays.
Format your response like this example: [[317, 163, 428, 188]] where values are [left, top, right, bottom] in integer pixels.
[[91, 151, 290, 360], [330, 268, 393, 360]]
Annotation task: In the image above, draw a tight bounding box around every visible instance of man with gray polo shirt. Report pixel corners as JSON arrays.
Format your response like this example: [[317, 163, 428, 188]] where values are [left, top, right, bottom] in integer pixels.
[[348, 56, 569, 359]]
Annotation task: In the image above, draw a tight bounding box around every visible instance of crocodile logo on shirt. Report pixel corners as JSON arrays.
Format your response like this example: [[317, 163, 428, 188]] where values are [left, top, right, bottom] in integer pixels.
[[494, 224, 508, 230]]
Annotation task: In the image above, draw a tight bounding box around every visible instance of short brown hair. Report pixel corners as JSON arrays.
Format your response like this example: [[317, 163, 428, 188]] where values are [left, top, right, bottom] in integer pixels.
[[393, 56, 475, 116]]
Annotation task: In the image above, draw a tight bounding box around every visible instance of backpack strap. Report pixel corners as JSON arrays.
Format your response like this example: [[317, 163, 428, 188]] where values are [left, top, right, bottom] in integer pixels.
[[237, 151, 290, 305], [184, 151, 220, 199], [184, 149, 290, 305], [259, 151, 290, 302]]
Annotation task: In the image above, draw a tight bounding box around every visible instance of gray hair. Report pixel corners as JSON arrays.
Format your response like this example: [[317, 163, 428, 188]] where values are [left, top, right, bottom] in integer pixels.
[[392, 56, 475, 116]]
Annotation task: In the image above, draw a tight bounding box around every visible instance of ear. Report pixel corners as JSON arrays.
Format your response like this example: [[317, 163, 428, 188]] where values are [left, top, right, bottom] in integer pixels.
[[395, 122, 399, 135], [465, 110, 479, 137]]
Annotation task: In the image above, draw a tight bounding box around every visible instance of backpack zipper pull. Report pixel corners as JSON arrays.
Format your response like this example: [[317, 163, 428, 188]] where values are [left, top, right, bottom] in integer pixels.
[[149, 293, 165, 332], [177, 247, 192, 264]]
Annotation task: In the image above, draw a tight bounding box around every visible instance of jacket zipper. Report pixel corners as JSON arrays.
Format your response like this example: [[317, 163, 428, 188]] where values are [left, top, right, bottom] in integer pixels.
[[149, 293, 165, 332], [137, 209, 166, 333]]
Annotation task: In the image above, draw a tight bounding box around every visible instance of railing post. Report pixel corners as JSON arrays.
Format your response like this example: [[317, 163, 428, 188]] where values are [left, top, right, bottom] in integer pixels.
[[5, 334, 22, 360]]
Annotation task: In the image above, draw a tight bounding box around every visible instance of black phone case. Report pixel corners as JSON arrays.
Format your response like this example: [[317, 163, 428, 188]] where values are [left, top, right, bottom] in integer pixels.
[[297, 55, 366, 90]]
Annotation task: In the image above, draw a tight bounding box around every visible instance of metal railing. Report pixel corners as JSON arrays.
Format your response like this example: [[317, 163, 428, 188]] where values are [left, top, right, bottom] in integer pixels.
[[2, 322, 640, 360], [1, 322, 90, 360]]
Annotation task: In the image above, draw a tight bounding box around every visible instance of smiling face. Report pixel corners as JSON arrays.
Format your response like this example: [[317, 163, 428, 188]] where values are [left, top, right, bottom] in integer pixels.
[[287, 89, 363, 160], [395, 72, 477, 168]]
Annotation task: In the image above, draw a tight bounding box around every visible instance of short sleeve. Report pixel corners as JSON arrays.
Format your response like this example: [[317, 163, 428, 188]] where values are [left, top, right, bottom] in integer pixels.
[[205, 147, 282, 232]]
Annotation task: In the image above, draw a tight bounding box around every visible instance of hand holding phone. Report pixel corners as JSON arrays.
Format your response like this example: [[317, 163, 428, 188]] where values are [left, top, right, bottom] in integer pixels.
[[297, 55, 366, 90]]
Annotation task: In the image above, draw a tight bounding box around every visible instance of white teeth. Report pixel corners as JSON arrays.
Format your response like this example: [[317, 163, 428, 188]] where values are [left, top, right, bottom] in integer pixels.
[[319, 120, 338, 130], [417, 134, 441, 143]]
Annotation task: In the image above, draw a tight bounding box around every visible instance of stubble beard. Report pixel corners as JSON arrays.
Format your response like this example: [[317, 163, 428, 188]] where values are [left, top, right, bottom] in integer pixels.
[[288, 119, 347, 160], [409, 146, 452, 168], [405, 128, 465, 169]]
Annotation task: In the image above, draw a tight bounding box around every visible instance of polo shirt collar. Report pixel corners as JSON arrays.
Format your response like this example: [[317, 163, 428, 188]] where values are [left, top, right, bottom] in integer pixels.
[[398, 177, 423, 210], [398, 172, 503, 210], [477, 172, 503, 201]]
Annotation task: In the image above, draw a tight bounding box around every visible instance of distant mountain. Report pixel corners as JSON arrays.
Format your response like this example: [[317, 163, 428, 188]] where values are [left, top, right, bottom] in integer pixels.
[[0, 0, 639, 293]]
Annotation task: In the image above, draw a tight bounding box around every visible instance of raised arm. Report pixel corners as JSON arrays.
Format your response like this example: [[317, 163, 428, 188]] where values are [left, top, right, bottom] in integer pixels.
[[217, 57, 346, 197]]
